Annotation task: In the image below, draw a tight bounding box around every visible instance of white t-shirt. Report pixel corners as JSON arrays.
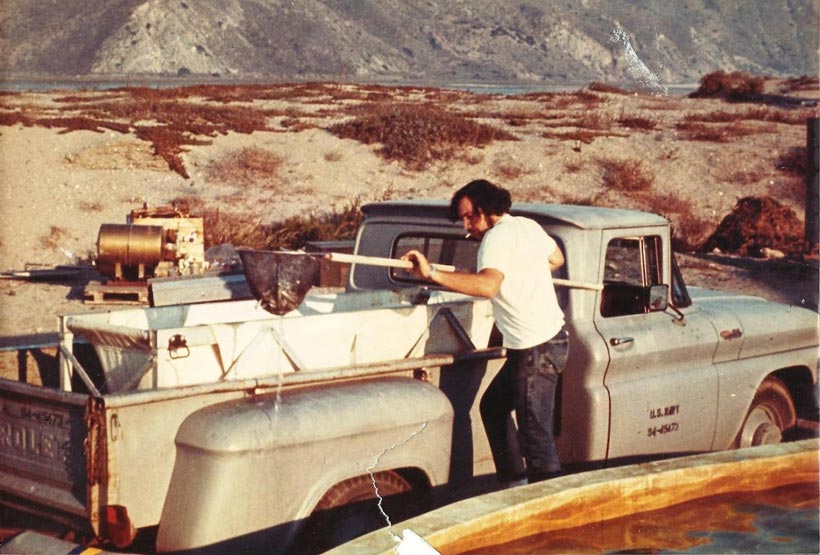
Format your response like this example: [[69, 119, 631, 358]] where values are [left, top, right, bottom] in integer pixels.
[[477, 214, 565, 349]]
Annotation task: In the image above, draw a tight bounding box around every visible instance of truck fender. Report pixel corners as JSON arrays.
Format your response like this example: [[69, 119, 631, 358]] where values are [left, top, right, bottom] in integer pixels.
[[155, 377, 453, 554]]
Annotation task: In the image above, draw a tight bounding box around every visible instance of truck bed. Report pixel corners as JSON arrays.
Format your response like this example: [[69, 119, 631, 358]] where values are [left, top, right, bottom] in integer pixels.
[[59, 289, 494, 392], [1, 288, 496, 536]]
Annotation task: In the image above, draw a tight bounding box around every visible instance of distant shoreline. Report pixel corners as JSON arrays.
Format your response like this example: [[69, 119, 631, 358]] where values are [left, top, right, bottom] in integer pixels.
[[0, 73, 699, 95]]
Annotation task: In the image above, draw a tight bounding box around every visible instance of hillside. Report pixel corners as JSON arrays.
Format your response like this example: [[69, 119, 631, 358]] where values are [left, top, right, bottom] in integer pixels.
[[0, 0, 818, 84]]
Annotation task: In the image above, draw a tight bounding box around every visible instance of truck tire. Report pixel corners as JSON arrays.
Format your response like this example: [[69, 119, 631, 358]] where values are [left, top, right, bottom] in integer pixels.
[[297, 471, 413, 553], [735, 376, 797, 448], [314, 470, 412, 511]]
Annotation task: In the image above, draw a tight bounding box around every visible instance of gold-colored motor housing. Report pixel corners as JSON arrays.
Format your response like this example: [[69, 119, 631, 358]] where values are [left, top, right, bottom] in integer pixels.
[[97, 224, 164, 280]]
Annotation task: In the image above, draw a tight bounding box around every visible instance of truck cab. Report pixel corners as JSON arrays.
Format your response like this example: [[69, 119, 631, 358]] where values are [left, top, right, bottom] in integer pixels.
[[352, 200, 818, 467]]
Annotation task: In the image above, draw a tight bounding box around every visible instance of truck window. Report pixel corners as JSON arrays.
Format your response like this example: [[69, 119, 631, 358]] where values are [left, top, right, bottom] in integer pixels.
[[390, 233, 569, 309], [601, 236, 662, 317], [390, 234, 480, 283]]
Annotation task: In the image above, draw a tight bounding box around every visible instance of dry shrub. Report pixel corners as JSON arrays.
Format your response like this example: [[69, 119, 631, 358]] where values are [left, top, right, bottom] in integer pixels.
[[657, 146, 679, 161], [492, 157, 530, 180], [685, 107, 812, 126], [79, 200, 104, 212], [324, 150, 343, 162], [0, 111, 32, 127], [674, 120, 772, 142], [281, 118, 317, 132], [115, 83, 338, 104], [674, 121, 726, 142], [598, 158, 654, 193], [505, 116, 536, 127], [456, 150, 485, 165], [17, 86, 278, 177], [779, 76, 820, 93], [776, 147, 808, 176], [514, 186, 559, 203], [205, 147, 284, 188], [5, 84, 324, 180], [135, 126, 211, 178], [723, 168, 768, 186], [543, 91, 603, 110], [176, 196, 363, 250], [460, 107, 548, 123], [683, 110, 748, 123], [638, 97, 687, 111], [561, 192, 605, 206], [542, 129, 626, 144], [261, 203, 363, 250], [44, 116, 131, 134], [646, 192, 711, 251], [39, 226, 68, 250], [540, 112, 615, 132], [186, 207, 268, 249], [327, 102, 517, 170], [543, 130, 593, 143], [768, 177, 806, 205], [618, 116, 657, 130], [564, 160, 584, 173], [702, 196, 805, 255], [573, 90, 603, 109], [570, 112, 614, 130], [689, 70, 766, 101]]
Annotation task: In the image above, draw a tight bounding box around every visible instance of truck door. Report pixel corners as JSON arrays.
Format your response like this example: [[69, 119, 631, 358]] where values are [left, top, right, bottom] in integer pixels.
[[593, 233, 719, 460]]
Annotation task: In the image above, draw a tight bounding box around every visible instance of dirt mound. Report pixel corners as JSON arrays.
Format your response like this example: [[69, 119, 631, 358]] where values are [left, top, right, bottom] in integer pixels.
[[702, 196, 806, 256]]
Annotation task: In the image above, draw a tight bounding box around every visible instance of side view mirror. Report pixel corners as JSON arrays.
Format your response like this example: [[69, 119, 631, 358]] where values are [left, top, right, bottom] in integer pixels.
[[648, 284, 669, 312]]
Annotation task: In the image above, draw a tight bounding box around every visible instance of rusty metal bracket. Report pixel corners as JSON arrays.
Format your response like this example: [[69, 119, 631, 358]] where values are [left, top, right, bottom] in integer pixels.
[[84, 395, 108, 538], [438, 307, 477, 351]]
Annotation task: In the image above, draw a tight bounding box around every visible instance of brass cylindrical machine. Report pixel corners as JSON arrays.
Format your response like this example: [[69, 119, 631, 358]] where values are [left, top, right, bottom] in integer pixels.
[[97, 224, 164, 279]]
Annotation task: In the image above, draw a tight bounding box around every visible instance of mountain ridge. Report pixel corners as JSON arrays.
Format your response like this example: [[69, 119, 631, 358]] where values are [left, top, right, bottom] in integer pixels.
[[1, 1, 817, 85]]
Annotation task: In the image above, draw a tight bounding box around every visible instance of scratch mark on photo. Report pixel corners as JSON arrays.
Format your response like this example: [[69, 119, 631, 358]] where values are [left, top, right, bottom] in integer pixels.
[[367, 421, 428, 542]]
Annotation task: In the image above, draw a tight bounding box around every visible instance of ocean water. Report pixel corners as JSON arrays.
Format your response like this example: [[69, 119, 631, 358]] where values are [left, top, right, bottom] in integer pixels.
[[0, 77, 697, 96]]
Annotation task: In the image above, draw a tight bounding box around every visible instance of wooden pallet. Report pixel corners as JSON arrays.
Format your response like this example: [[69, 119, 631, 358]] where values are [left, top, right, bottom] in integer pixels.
[[84, 283, 149, 305]]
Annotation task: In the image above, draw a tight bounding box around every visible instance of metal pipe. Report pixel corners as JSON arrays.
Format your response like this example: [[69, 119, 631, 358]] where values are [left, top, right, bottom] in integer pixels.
[[58, 344, 102, 398]]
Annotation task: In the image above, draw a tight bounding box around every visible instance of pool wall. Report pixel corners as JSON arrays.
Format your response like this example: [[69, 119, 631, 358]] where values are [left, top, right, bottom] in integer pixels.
[[324, 439, 818, 555]]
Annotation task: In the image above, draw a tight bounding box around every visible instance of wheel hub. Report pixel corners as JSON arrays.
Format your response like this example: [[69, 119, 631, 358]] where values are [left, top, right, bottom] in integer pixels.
[[741, 407, 782, 447], [752, 421, 782, 445]]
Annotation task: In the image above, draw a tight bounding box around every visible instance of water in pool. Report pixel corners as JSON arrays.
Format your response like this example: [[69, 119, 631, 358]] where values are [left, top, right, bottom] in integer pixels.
[[461, 481, 819, 554]]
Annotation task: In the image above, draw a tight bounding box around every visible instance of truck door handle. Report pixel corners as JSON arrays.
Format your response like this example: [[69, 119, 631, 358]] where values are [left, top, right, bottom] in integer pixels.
[[610, 337, 634, 346]]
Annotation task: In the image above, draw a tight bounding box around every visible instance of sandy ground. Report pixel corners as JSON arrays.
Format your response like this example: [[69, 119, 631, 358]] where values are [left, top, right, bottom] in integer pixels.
[[0, 80, 818, 359]]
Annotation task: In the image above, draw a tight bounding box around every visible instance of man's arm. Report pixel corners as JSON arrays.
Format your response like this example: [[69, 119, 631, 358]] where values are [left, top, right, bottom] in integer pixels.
[[402, 250, 503, 298]]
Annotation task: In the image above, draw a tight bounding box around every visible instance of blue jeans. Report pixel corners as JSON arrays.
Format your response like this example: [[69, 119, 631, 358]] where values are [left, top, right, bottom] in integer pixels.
[[480, 331, 568, 482]]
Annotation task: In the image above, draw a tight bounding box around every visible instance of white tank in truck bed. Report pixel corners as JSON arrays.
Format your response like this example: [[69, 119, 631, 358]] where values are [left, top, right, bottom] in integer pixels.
[[59, 289, 495, 393]]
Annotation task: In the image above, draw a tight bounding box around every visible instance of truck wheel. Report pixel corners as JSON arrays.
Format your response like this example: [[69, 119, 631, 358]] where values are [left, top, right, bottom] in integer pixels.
[[314, 470, 412, 510], [297, 471, 413, 553], [735, 376, 796, 448]]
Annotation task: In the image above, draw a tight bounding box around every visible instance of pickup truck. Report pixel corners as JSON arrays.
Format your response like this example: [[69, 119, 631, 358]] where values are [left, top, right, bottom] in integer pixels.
[[1, 200, 817, 554]]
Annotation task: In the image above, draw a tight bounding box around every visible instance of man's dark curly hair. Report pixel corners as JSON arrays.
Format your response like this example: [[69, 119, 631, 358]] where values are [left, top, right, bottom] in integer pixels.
[[449, 179, 512, 221]]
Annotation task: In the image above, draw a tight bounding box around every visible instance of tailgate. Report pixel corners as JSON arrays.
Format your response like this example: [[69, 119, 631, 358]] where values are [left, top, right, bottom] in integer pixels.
[[0, 380, 90, 524]]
